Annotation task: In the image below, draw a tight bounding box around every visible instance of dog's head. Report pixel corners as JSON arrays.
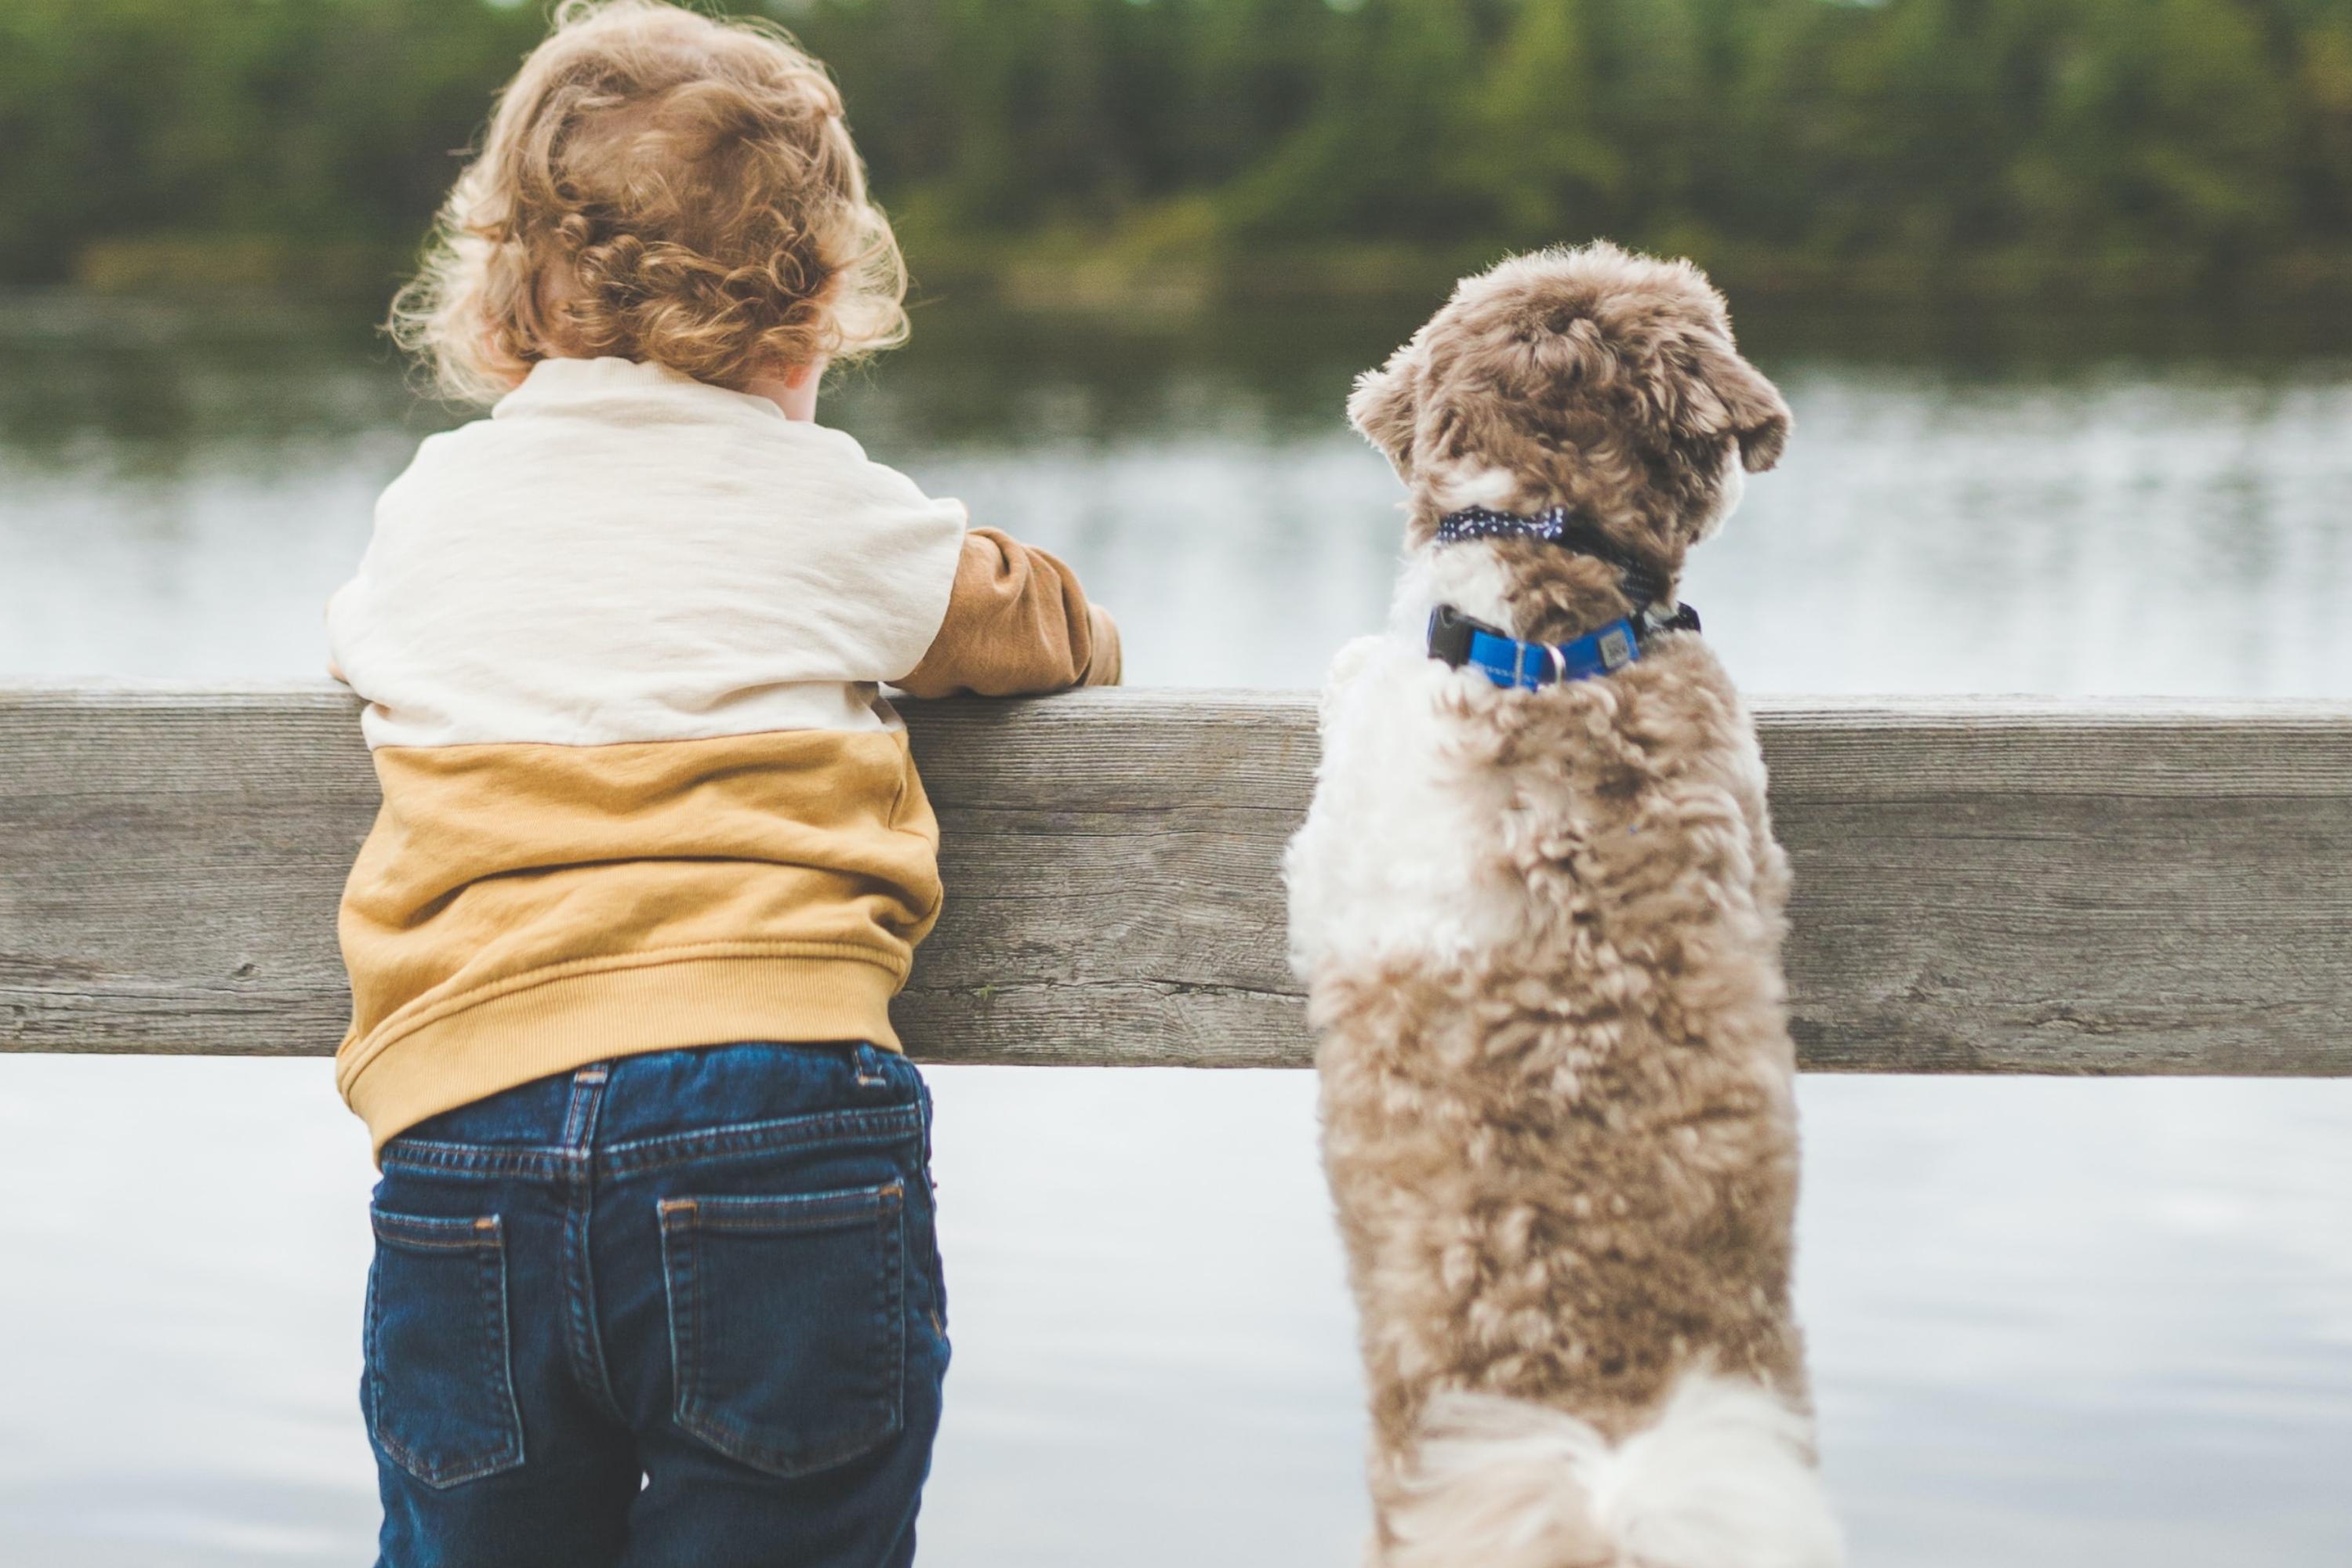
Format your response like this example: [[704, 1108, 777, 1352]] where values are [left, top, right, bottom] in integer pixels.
[[1349, 244, 1788, 569]]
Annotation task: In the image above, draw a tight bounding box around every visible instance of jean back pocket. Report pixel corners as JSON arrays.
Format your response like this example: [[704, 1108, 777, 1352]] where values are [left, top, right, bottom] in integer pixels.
[[659, 1183, 906, 1478], [364, 1209, 524, 1488]]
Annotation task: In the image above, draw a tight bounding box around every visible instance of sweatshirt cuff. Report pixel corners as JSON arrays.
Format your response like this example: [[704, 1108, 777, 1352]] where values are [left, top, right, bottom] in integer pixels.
[[1081, 604, 1123, 687]]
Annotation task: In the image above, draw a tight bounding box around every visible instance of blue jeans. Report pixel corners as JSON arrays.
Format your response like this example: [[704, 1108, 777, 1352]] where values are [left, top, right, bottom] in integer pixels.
[[362, 1042, 950, 1568]]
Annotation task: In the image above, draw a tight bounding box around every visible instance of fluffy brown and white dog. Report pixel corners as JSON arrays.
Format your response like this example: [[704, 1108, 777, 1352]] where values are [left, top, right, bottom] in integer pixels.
[[1284, 243, 1840, 1568]]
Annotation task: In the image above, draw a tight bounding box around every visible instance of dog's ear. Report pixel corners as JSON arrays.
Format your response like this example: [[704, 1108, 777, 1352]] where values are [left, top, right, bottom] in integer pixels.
[[1664, 329, 1791, 473], [1348, 352, 1423, 478]]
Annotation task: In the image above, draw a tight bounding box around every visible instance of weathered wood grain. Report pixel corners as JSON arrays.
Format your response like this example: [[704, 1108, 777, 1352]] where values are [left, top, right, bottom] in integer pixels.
[[3, 685, 2347, 1073]]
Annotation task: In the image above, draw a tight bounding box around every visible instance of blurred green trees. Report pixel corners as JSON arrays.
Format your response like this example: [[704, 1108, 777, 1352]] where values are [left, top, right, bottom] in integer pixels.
[[3, 0, 2347, 299]]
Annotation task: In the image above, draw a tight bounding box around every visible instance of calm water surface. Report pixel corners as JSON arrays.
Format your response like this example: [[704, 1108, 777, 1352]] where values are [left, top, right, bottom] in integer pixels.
[[2, 294, 2348, 1566]]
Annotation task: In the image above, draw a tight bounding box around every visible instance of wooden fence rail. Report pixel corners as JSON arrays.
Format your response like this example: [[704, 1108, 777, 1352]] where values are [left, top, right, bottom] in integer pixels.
[[3, 686, 2348, 1074]]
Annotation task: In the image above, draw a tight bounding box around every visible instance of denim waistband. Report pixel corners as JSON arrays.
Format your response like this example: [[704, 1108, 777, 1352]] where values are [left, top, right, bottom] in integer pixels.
[[377, 1044, 927, 1183]]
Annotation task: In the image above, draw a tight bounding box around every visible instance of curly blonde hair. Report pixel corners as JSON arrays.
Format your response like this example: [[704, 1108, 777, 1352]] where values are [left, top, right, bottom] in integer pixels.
[[390, 0, 906, 405]]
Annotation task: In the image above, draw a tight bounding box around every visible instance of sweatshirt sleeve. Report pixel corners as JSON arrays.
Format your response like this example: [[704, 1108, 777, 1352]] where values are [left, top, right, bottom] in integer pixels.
[[895, 528, 1122, 699]]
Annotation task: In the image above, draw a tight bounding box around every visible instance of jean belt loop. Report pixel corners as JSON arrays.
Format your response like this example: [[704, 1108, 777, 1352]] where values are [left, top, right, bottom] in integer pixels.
[[561, 1061, 613, 1151]]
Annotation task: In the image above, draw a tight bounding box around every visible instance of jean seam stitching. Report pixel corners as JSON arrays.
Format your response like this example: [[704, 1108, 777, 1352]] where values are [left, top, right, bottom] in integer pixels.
[[598, 1105, 924, 1179], [561, 1072, 629, 1427], [382, 1105, 923, 1182]]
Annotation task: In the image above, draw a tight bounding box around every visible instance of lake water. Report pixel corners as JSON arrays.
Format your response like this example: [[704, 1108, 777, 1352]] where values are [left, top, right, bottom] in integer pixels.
[[2, 292, 2349, 1566]]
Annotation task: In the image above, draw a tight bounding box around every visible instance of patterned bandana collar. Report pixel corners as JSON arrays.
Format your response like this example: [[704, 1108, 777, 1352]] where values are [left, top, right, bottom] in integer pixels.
[[1433, 503, 1670, 610], [1432, 504, 1583, 546]]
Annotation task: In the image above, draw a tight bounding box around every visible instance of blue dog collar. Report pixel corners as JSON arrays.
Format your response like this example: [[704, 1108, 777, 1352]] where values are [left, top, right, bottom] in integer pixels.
[[1427, 502, 1698, 687], [1427, 603, 1697, 690]]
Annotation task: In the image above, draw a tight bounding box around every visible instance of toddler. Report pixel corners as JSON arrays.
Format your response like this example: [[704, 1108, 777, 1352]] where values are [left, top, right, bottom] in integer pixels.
[[327, 4, 1117, 1564]]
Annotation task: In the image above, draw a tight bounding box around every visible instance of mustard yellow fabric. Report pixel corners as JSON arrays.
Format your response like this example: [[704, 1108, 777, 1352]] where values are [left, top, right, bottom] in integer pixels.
[[336, 728, 941, 1150]]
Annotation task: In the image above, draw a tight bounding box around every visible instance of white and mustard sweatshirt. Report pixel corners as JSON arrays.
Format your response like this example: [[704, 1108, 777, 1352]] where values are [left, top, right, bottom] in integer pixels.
[[327, 357, 1118, 1152]]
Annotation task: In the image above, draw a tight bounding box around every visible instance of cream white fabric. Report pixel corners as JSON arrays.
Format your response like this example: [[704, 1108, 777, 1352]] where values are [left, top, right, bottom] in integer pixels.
[[328, 357, 967, 750]]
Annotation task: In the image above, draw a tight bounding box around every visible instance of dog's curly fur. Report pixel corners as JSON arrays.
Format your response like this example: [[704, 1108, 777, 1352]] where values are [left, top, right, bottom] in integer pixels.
[[1285, 243, 1841, 1567]]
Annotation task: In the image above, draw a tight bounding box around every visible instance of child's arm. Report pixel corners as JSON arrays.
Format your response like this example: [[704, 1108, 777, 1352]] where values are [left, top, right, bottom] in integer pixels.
[[895, 528, 1121, 698]]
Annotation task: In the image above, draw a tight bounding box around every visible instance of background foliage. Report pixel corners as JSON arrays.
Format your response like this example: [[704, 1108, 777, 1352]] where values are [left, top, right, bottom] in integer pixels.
[[4, 0, 2349, 299]]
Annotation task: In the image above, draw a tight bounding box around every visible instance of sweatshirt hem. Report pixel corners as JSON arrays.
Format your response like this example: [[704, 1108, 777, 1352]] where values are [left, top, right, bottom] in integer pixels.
[[339, 950, 907, 1157]]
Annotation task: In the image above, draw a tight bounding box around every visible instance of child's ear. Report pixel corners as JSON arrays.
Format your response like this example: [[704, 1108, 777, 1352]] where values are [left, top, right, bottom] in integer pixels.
[[1348, 352, 1425, 478]]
